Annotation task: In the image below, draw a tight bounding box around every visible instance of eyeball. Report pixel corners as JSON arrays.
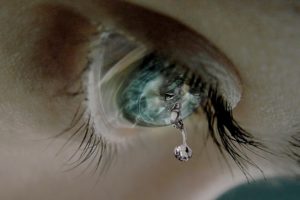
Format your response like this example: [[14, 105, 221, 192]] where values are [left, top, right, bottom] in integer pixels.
[[117, 53, 204, 127], [86, 27, 241, 141]]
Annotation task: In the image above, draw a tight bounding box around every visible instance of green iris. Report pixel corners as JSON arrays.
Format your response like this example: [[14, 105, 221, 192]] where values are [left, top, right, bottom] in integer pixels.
[[117, 53, 203, 126]]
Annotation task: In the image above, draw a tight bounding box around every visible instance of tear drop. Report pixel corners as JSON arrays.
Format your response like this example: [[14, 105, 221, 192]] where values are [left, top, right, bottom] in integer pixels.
[[174, 144, 192, 161]]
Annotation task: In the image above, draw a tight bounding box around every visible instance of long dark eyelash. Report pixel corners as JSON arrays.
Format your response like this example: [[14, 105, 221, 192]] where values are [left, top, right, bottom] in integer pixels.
[[201, 87, 267, 181]]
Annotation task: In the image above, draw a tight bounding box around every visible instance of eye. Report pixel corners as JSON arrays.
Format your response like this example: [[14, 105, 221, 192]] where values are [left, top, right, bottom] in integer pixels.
[[117, 54, 202, 127], [110, 51, 203, 126], [87, 24, 240, 134], [59, 2, 266, 179]]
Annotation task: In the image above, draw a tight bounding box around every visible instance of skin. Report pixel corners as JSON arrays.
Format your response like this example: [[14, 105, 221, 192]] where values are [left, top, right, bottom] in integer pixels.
[[0, 0, 299, 199]]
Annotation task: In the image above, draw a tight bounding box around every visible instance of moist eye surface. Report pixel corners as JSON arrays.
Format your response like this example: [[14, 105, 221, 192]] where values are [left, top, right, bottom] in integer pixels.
[[117, 53, 204, 126]]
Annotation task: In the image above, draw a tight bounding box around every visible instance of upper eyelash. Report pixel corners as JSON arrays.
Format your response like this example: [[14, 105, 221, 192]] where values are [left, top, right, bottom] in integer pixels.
[[201, 87, 268, 181]]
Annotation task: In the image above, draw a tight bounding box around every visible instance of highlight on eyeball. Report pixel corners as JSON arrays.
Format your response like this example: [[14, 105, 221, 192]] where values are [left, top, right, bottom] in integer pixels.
[[0, 1, 299, 200]]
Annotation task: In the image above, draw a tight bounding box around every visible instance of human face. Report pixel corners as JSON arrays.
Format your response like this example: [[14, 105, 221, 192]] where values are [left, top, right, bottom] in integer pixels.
[[0, 1, 299, 200]]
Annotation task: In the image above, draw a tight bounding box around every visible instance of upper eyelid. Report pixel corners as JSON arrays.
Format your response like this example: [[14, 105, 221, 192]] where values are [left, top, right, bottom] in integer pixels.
[[95, 2, 242, 107], [30, 2, 241, 106], [97, 2, 227, 60], [32, 2, 232, 78], [99, 1, 217, 60]]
